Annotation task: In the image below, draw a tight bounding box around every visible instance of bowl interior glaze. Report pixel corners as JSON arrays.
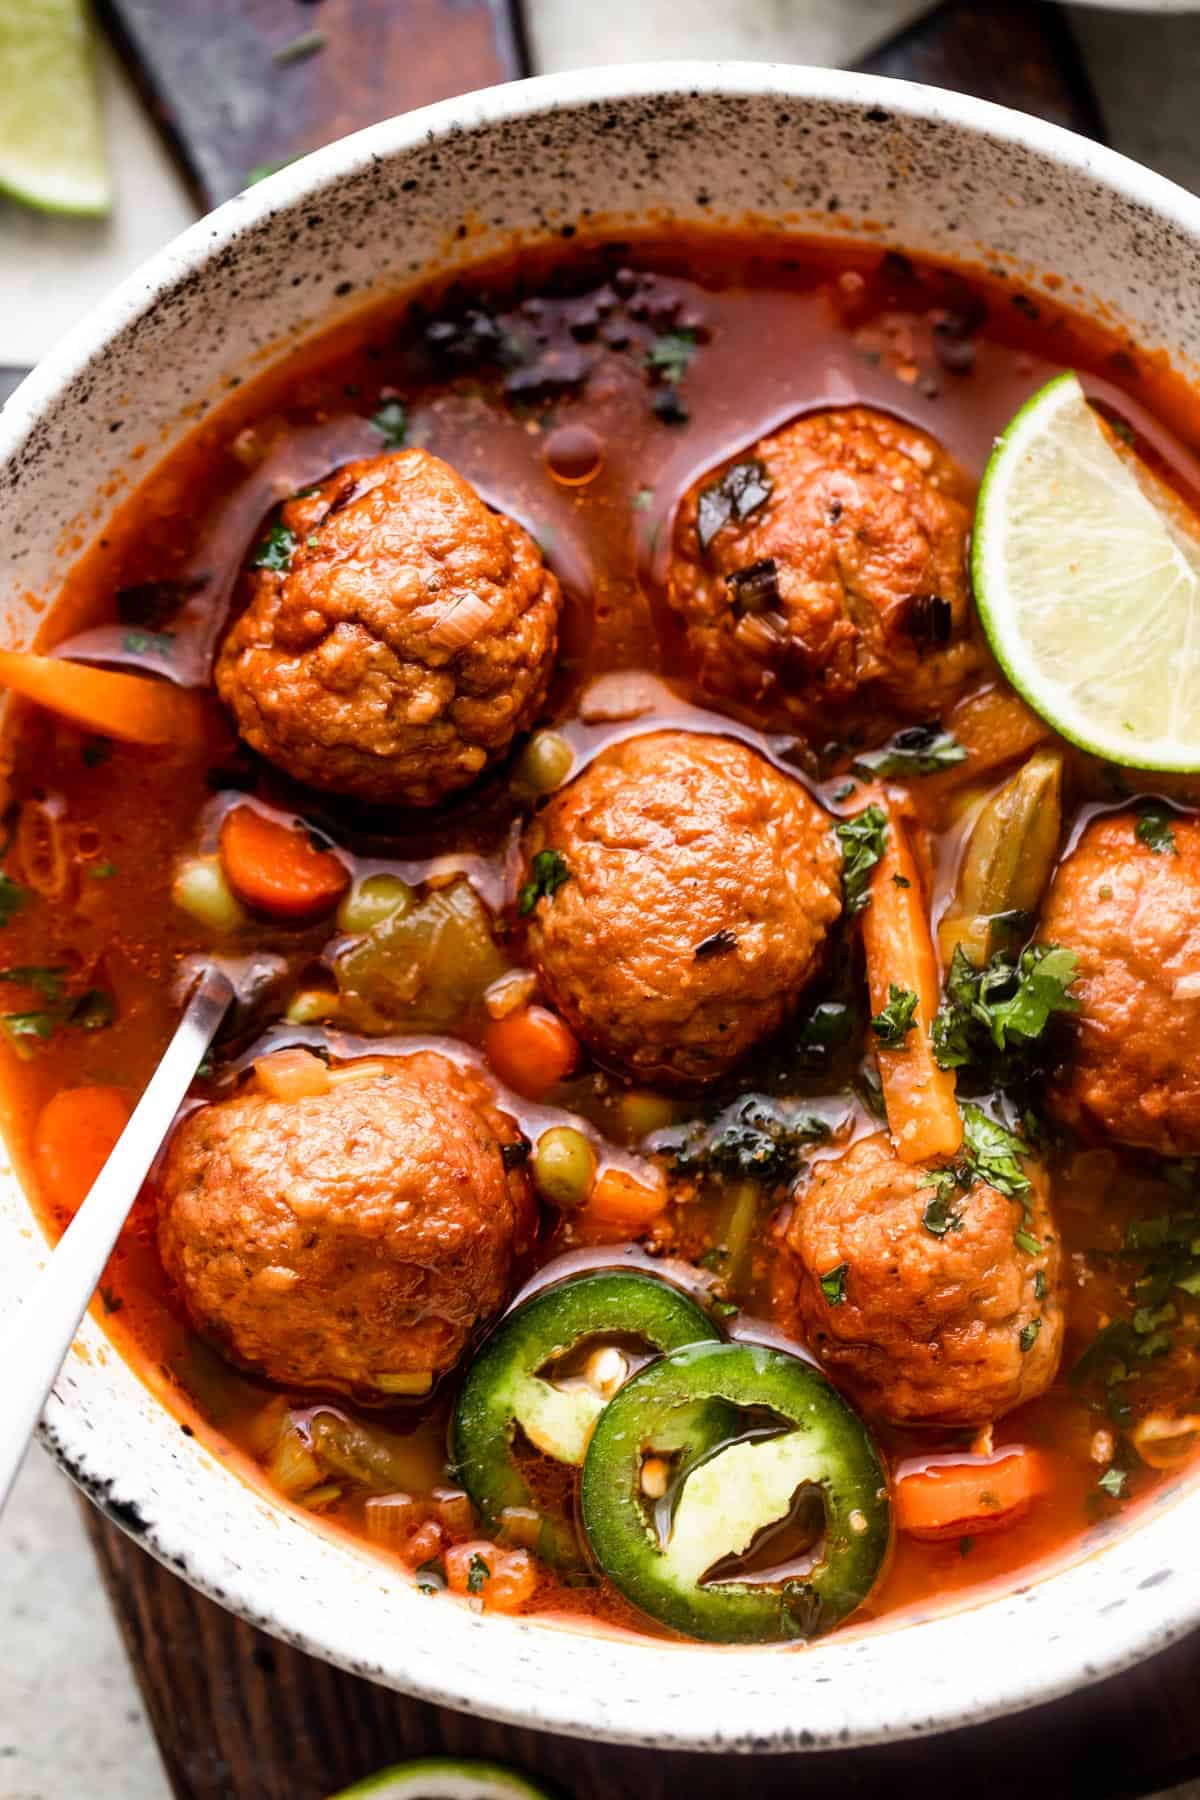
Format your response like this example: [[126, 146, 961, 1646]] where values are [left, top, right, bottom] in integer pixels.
[[3, 65, 1200, 1752]]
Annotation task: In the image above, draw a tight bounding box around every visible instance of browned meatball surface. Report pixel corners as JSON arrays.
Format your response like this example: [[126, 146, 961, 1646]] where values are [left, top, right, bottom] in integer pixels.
[[158, 1052, 532, 1394], [777, 1134, 1062, 1426], [215, 449, 561, 807], [1042, 810, 1200, 1153], [666, 407, 977, 731], [521, 731, 841, 1087]]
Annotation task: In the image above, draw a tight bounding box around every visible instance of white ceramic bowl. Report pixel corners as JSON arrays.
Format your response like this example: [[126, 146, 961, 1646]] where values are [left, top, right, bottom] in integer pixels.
[[4, 63, 1200, 1754]]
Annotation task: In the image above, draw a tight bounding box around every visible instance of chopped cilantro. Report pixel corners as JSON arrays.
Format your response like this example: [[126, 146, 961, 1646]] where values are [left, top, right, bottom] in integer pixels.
[[466, 1552, 490, 1595], [852, 723, 967, 779], [0, 980, 116, 1048], [834, 804, 888, 916], [518, 848, 571, 916], [871, 984, 918, 1050], [414, 1558, 445, 1595], [795, 999, 855, 1052], [932, 943, 1078, 1074], [666, 1094, 831, 1186], [122, 630, 174, 660], [370, 399, 407, 448], [251, 523, 298, 571], [959, 1104, 1031, 1199], [646, 329, 696, 386], [1136, 805, 1178, 855], [1019, 1318, 1042, 1353], [1034, 1270, 1047, 1301], [0, 965, 66, 1000], [819, 1263, 848, 1306], [696, 460, 773, 549], [1097, 1466, 1128, 1499], [651, 386, 689, 427], [0, 874, 29, 927], [853, 1066, 887, 1122], [921, 1168, 964, 1237], [272, 28, 325, 66]]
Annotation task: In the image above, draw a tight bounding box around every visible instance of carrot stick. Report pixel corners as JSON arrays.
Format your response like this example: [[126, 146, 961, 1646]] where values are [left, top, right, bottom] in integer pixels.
[[860, 791, 962, 1163], [895, 1448, 1046, 1541], [219, 805, 350, 920], [0, 651, 205, 747]]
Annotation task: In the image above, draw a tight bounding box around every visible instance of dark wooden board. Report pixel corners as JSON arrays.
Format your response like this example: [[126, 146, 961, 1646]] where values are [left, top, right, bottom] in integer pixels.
[[73, 6, 1200, 1800], [96, 0, 529, 210], [84, 1504, 1200, 1800]]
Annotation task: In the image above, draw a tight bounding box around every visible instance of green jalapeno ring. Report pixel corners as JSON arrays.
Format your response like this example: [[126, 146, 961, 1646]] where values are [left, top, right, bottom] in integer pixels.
[[452, 1270, 720, 1567], [580, 1340, 890, 1644]]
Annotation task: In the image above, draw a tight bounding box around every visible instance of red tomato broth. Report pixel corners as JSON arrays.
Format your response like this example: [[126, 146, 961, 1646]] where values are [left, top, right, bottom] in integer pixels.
[[7, 228, 1200, 1644]]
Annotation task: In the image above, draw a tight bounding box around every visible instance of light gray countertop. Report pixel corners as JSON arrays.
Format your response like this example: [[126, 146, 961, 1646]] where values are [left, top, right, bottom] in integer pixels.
[[5, 5, 1200, 1797]]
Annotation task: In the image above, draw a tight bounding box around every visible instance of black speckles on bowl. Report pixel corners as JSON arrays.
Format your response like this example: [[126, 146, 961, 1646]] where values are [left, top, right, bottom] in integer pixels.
[[4, 64, 1200, 1753]]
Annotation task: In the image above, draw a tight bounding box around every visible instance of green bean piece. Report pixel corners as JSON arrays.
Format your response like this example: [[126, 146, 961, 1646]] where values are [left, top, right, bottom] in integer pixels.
[[939, 749, 1063, 968]]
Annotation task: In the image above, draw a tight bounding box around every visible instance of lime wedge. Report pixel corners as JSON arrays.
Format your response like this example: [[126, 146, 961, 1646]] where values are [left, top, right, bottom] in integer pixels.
[[329, 1760, 557, 1800], [973, 371, 1200, 770], [0, 0, 110, 215]]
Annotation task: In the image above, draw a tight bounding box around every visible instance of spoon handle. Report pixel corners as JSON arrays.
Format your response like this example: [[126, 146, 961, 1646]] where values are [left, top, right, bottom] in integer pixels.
[[0, 965, 233, 1516]]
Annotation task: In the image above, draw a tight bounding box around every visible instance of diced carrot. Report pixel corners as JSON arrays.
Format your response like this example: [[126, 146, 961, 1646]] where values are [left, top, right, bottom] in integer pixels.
[[32, 1084, 132, 1218], [895, 1448, 1047, 1541], [219, 805, 350, 920], [860, 791, 962, 1164], [443, 1539, 538, 1611], [923, 681, 1050, 801], [254, 1047, 332, 1102], [584, 1163, 668, 1229], [483, 1003, 578, 1098], [0, 651, 206, 748]]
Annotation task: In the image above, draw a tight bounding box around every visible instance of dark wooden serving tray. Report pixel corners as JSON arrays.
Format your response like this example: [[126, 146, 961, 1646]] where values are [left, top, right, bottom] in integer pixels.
[[56, 3, 1200, 1794]]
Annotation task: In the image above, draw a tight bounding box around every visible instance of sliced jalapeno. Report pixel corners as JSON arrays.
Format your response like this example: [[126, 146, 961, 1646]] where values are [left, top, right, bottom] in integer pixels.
[[580, 1340, 889, 1643], [452, 1271, 719, 1566]]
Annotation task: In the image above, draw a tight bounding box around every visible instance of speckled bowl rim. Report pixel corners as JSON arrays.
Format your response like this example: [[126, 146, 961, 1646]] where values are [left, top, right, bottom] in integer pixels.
[[6, 62, 1200, 1753]]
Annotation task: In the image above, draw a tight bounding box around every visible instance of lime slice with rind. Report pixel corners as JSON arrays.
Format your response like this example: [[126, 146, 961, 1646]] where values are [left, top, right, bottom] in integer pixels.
[[329, 1760, 557, 1800], [0, 0, 110, 215], [973, 370, 1200, 770]]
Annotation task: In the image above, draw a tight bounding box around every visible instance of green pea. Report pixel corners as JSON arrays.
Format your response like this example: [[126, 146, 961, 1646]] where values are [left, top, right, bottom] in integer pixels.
[[617, 1090, 678, 1142], [172, 856, 249, 935], [336, 872, 415, 935], [516, 730, 574, 795], [533, 1126, 597, 1211], [286, 989, 339, 1025]]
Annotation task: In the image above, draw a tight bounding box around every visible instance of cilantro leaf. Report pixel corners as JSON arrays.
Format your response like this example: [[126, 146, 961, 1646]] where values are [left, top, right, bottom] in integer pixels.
[[0, 965, 66, 1000], [466, 1552, 490, 1595], [1136, 805, 1177, 855], [819, 1262, 848, 1306], [251, 523, 298, 571], [1019, 1318, 1042, 1353], [921, 1168, 964, 1237], [518, 848, 571, 916], [871, 984, 918, 1050], [370, 399, 407, 448], [1097, 1466, 1128, 1499], [852, 723, 967, 779], [646, 330, 696, 387], [959, 1103, 1031, 1199], [834, 805, 888, 917], [932, 942, 1078, 1075]]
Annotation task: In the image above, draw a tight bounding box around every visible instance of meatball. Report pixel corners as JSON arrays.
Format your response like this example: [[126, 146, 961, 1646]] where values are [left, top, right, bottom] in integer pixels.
[[215, 449, 561, 807], [1042, 810, 1200, 1153], [157, 1052, 532, 1394], [777, 1134, 1062, 1426], [666, 407, 977, 730], [521, 731, 841, 1086]]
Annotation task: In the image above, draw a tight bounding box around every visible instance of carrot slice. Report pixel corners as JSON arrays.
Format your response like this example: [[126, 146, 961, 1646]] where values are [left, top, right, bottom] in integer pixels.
[[0, 651, 205, 747], [219, 806, 349, 920], [895, 1448, 1046, 1541], [32, 1084, 132, 1218], [860, 791, 962, 1163], [585, 1164, 668, 1228], [483, 1004, 579, 1099]]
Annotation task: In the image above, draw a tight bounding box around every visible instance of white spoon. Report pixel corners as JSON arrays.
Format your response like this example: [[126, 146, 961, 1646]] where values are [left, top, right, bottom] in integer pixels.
[[0, 963, 233, 1514]]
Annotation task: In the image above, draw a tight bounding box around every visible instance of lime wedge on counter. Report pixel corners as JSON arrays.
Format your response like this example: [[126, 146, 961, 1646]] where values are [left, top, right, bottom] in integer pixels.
[[0, 0, 111, 215], [329, 1760, 557, 1800], [973, 370, 1200, 770]]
